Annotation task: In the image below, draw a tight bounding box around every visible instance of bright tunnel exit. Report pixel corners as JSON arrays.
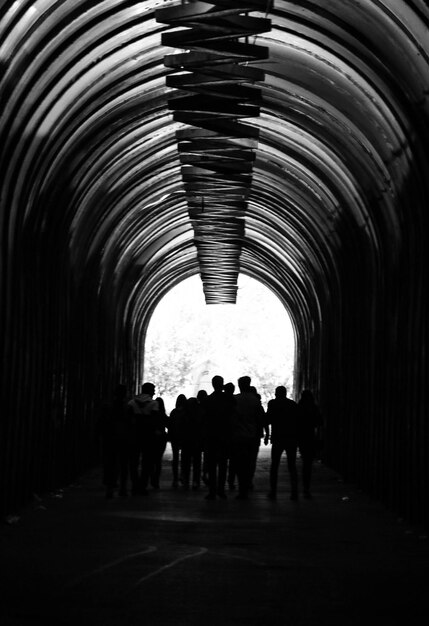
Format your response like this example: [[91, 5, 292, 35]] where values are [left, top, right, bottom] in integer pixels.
[[144, 275, 295, 413]]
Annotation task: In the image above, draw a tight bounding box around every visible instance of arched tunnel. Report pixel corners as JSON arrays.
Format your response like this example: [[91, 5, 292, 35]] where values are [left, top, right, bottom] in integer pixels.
[[1, 0, 428, 530]]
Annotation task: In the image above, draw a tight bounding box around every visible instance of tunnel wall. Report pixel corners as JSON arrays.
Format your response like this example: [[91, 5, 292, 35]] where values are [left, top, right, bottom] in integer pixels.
[[0, 227, 118, 514], [317, 160, 429, 528], [1, 0, 429, 532], [1, 179, 429, 527]]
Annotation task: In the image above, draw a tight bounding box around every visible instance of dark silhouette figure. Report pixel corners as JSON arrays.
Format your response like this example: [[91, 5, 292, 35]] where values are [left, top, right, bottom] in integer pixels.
[[150, 397, 168, 489], [231, 376, 267, 500], [197, 389, 208, 402], [224, 382, 237, 490], [99, 384, 131, 498], [180, 397, 204, 489], [196, 389, 209, 485], [168, 394, 187, 489], [128, 382, 160, 495], [203, 375, 234, 499], [266, 386, 299, 500], [248, 384, 266, 489], [297, 389, 323, 498]]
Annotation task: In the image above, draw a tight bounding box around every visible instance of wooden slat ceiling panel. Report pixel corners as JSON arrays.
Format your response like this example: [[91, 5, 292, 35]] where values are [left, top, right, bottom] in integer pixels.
[[156, 0, 272, 303]]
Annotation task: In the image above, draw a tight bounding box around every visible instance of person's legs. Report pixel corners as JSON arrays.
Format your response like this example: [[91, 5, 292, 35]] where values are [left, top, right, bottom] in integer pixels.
[[205, 444, 217, 498], [249, 438, 260, 490], [192, 446, 202, 488], [171, 442, 180, 487], [139, 440, 155, 494], [181, 445, 191, 488], [232, 441, 246, 498], [202, 450, 209, 485], [228, 453, 236, 489], [300, 442, 314, 496], [243, 439, 256, 497], [269, 442, 284, 498], [150, 437, 166, 489], [217, 444, 228, 497], [285, 440, 298, 499], [233, 440, 254, 499]]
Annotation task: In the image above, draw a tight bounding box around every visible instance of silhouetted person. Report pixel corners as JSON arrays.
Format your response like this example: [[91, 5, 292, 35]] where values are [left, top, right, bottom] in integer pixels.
[[224, 382, 237, 490], [297, 389, 322, 498], [99, 384, 131, 498], [203, 375, 234, 499], [231, 376, 267, 500], [196, 389, 209, 485], [128, 382, 160, 495], [248, 384, 266, 489], [150, 397, 168, 489], [266, 386, 299, 500], [180, 397, 204, 489], [197, 389, 208, 402], [168, 394, 187, 489]]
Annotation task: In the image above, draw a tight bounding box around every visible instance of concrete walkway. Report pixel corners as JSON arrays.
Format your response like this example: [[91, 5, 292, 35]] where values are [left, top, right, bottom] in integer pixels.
[[1, 447, 428, 626]]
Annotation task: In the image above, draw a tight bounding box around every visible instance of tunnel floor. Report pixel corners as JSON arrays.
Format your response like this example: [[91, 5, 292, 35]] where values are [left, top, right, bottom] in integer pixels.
[[1, 447, 428, 626]]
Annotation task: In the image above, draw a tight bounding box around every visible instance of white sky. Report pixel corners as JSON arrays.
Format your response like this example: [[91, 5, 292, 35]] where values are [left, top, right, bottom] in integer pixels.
[[144, 274, 295, 411]]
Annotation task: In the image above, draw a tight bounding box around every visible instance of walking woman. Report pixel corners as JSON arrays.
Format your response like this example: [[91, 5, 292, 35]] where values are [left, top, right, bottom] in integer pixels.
[[168, 394, 187, 488], [150, 397, 168, 489]]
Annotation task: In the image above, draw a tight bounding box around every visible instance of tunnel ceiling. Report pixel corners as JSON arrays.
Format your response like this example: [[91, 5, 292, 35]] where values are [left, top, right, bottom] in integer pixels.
[[1, 0, 429, 347]]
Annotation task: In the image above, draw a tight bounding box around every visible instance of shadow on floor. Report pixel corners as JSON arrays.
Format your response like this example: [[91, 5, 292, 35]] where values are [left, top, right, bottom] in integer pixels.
[[1, 447, 428, 626]]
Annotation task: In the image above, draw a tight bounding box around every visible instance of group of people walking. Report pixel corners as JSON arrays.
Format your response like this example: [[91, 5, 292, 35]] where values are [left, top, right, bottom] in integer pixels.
[[99, 376, 322, 501]]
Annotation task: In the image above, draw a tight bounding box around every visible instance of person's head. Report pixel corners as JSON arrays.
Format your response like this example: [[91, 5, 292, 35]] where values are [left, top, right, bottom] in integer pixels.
[[175, 393, 187, 408], [141, 382, 155, 397], [238, 376, 251, 392], [275, 385, 287, 399], [249, 385, 258, 395], [224, 382, 235, 396], [212, 375, 224, 391], [197, 389, 208, 402], [156, 397, 165, 412]]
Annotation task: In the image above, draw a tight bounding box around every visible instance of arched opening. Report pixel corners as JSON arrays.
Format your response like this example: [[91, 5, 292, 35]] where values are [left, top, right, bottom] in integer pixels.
[[143, 274, 295, 413]]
